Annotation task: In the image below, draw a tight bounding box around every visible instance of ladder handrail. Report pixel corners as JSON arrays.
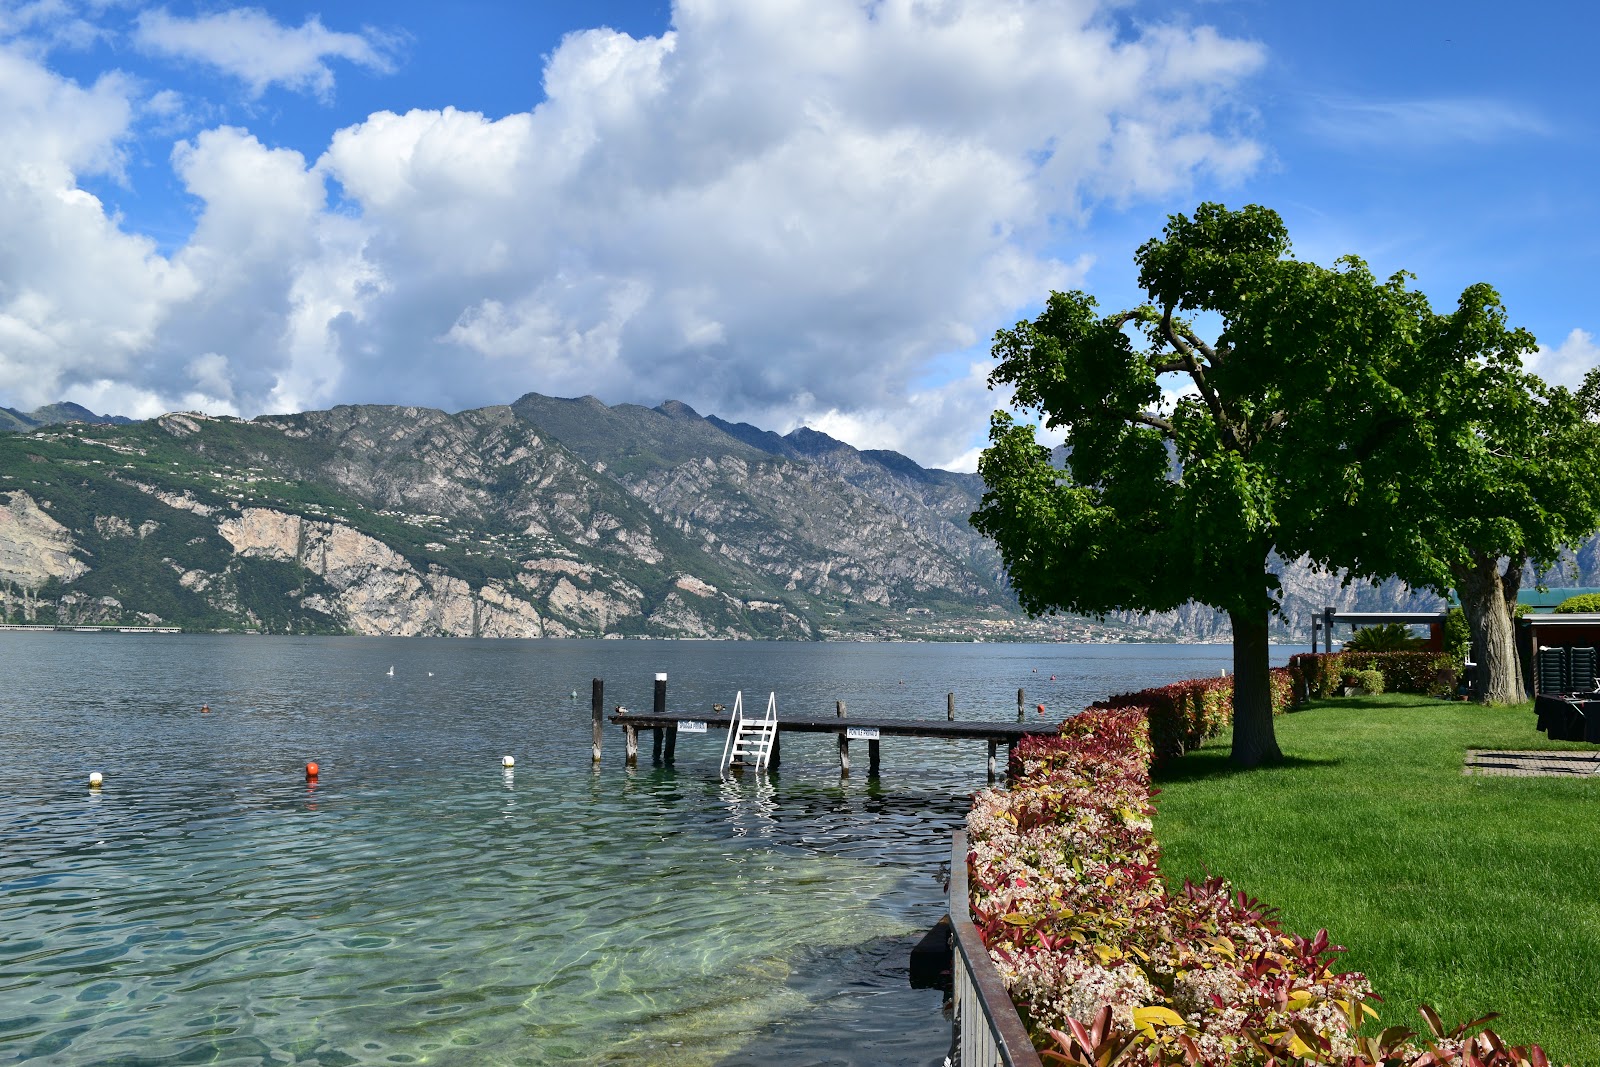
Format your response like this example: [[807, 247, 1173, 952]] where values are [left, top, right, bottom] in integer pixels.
[[718, 691, 744, 776], [721, 691, 779, 776]]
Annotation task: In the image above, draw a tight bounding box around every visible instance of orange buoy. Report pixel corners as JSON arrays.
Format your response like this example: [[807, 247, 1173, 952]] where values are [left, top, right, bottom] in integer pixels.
[[305, 761, 319, 779], [1036, 703, 1046, 715]]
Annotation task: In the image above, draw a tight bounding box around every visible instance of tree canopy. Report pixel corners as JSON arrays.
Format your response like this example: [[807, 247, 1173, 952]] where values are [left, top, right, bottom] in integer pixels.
[[1386, 344, 1600, 703], [971, 202, 1555, 764]]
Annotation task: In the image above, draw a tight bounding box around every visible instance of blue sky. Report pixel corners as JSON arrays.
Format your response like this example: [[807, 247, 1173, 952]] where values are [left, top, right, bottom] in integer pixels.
[[0, 0, 1593, 469]]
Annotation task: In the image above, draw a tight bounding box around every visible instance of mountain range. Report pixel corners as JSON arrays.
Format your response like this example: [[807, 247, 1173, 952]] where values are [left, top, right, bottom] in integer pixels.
[[0, 393, 1583, 641]]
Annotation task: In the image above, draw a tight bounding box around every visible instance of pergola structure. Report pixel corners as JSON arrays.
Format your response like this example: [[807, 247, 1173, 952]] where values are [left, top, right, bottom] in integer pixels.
[[1310, 608, 1449, 654]]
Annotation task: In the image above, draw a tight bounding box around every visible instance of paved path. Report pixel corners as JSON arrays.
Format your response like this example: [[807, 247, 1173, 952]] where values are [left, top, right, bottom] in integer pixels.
[[1464, 749, 1600, 777]]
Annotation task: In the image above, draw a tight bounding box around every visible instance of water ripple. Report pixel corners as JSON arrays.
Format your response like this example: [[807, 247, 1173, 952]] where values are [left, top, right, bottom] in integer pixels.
[[0, 635, 1242, 1065]]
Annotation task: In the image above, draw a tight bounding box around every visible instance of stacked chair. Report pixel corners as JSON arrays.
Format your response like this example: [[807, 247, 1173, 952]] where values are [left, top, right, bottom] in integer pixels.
[[1534, 645, 1600, 741]]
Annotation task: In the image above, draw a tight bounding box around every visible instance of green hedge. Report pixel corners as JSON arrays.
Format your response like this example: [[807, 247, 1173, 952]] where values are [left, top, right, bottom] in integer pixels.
[[1289, 651, 1458, 701]]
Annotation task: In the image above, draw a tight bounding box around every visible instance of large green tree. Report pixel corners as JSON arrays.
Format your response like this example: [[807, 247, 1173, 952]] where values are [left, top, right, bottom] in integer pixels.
[[972, 203, 1489, 766], [1395, 327, 1600, 703]]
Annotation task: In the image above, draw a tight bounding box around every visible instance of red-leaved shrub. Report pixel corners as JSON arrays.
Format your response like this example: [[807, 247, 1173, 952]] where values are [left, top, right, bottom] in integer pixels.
[[1088, 667, 1299, 763], [966, 704, 1561, 1066]]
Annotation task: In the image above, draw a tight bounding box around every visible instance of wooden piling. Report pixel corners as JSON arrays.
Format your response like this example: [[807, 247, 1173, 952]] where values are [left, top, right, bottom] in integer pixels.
[[868, 738, 881, 777], [1016, 687, 1025, 723], [624, 724, 638, 765], [591, 678, 604, 762], [987, 739, 998, 783], [947, 692, 955, 721], [771, 729, 781, 770], [652, 673, 667, 764], [836, 700, 849, 776], [664, 725, 677, 764]]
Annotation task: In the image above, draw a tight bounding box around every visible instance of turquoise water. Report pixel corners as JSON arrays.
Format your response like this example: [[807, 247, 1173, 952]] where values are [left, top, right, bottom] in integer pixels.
[[0, 636, 1267, 1066]]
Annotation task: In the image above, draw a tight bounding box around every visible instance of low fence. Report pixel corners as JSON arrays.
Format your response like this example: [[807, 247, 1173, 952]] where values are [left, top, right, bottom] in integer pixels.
[[948, 829, 1043, 1067]]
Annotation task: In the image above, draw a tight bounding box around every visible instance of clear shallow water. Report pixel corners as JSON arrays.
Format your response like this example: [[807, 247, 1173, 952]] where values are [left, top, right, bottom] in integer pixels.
[[0, 636, 1292, 1066]]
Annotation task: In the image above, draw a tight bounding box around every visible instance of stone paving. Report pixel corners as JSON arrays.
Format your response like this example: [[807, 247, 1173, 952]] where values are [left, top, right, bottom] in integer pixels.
[[1464, 748, 1600, 776]]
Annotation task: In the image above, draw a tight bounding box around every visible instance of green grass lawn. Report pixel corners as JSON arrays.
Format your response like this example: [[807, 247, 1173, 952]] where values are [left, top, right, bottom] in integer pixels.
[[1153, 694, 1600, 1066]]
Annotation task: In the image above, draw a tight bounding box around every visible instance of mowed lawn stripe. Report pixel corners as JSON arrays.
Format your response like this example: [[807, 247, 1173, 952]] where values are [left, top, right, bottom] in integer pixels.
[[1153, 694, 1600, 1065]]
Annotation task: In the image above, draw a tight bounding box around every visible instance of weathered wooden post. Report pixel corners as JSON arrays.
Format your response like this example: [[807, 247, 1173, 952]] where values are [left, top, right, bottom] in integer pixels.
[[836, 700, 849, 776], [624, 721, 638, 765], [987, 739, 998, 783], [1016, 687, 1025, 723], [591, 678, 604, 763], [947, 692, 955, 721], [651, 673, 666, 764], [868, 737, 881, 777]]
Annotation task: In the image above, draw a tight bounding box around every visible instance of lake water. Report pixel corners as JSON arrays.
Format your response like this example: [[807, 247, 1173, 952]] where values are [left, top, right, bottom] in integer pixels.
[[0, 635, 1300, 1066]]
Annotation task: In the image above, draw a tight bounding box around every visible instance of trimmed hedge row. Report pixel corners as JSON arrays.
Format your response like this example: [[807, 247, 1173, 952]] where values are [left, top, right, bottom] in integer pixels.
[[967, 705, 1560, 1065], [1289, 651, 1458, 702], [1090, 666, 1298, 763]]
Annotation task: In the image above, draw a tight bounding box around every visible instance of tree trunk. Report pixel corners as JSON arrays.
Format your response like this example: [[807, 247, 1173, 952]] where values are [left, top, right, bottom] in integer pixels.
[[1228, 608, 1283, 767], [1454, 553, 1526, 705]]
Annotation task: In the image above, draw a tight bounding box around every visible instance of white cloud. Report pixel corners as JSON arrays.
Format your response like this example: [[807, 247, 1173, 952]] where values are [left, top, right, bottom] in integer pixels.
[[308, 0, 1263, 453], [134, 7, 395, 100], [1529, 328, 1600, 391], [1306, 95, 1551, 150], [0, 0, 1266, 463], [0, 43, 195, 410]]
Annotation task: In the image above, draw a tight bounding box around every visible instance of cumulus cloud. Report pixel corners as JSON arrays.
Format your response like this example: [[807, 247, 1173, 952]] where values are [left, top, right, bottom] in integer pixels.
[[134, 7, 395, 100], [1529, 328, 1600, 391], [0, 43, 195, 410], [312, 0, 1264, 464], [0, 0, 1265, 467]]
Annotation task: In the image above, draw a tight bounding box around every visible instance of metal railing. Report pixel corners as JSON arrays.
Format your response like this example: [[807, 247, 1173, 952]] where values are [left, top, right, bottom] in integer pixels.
[[949, 829, 1044, 1067]]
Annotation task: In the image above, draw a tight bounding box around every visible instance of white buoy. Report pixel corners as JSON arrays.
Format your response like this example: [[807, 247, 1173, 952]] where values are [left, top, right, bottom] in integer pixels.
[[89, 771, 103, 788], [501, 755, 515, 768]]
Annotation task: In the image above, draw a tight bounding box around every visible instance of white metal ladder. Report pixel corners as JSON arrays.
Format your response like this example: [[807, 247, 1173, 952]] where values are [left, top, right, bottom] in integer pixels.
[[719, 691, 778, 775]]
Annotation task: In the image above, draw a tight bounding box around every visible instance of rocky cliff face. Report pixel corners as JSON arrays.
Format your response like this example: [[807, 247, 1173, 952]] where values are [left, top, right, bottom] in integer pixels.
[[0, 394, 1579, 641]]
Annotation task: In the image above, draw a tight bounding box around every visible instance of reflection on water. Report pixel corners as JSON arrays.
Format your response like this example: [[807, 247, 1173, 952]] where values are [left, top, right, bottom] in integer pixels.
[[0, 635, 1263, 1066]]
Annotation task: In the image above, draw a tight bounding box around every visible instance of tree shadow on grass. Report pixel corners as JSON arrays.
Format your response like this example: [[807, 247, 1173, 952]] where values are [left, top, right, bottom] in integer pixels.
[[1152, 752, 1342, 786]]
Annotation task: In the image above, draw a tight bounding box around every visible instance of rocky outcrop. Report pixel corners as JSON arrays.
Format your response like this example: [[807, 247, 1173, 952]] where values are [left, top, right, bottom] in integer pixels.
[[0, 492, 87, 587], [218, 507, 559, 637]]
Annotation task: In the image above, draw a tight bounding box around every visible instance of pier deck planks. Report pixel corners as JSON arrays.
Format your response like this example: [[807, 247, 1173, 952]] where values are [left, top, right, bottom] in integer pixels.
[[608, 709, 1058, 781], [609, 709, 1055, 741]]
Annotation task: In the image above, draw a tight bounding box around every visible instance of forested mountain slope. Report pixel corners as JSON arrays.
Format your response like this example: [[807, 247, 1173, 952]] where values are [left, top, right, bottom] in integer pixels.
[[0, 394, 1577, 640]]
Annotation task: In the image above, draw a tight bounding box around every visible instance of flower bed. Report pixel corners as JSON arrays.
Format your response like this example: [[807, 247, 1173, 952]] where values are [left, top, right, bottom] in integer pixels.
[[965, 705, 1559, 1065]]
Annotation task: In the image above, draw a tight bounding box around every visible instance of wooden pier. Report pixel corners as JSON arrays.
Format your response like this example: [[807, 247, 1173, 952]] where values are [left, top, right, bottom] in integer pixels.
[[597, 675, 1058, 782]]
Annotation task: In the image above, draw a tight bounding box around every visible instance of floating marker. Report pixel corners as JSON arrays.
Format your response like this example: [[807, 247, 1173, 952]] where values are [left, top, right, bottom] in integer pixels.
[[305, 761, 319, 779], [501, 755, 515, 768], [1036, 704, 1046, 715], [89, 771, 103, 788], [201, 704, 210, 714]]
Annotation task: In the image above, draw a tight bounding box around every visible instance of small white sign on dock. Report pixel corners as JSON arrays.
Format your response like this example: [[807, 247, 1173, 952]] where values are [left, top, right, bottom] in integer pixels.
[[846, 726, 880, 740], [678, 720, 708, 733]]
